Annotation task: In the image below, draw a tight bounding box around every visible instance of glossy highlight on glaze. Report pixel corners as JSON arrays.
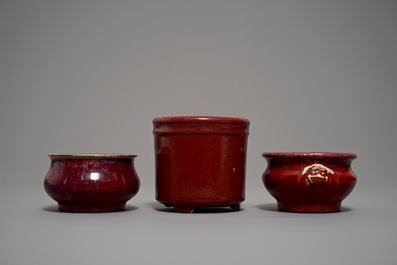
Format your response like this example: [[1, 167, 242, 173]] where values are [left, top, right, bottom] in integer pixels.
[[153, 116, 250, 213], [44, 153, 140, 213]]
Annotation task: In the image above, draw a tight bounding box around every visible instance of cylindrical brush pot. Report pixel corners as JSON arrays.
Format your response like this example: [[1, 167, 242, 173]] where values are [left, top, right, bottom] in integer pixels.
[[153, 116, 250, 213]]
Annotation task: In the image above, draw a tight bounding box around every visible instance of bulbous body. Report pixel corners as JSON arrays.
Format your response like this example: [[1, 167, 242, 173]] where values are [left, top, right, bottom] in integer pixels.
[[153, 116, 250, 213], [263, 152, 357, 213], [44, 154, 140, 212]]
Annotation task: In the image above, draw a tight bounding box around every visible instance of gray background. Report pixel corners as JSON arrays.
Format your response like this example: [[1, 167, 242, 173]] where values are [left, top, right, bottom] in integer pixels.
[[1, 1, 396, 264]]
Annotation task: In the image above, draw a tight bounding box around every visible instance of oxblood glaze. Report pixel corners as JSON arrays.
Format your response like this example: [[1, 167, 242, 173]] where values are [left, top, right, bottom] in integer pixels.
[[153, 116, 250, 213], [262, 152, 357, 213], [44, 154, 140, 213]]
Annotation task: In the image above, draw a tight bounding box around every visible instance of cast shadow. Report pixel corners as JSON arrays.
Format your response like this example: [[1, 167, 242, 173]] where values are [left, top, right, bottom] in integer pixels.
[[42, 204, 138, 213], [147, 202, 244, 214], [256, 203, 353, 213], [256, 203, 279, 212]]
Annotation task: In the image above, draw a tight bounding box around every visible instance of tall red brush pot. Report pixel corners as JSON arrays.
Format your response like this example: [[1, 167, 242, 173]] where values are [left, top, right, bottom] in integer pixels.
[[44, 154, 140, 213], [153, 116, 250, 213], [262, 152, 357, 213]]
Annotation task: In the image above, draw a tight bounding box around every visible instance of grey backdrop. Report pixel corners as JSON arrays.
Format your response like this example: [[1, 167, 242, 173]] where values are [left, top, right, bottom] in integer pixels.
[[0, 0, 397, 191], [1, 0, 396, 190], [1, 1, 396, 264]]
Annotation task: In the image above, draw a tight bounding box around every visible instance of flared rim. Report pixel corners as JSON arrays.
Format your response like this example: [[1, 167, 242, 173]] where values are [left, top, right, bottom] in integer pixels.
[[48, 153, 137, 159], [262, 152, 357, 159], [153, 116, 250, 125]]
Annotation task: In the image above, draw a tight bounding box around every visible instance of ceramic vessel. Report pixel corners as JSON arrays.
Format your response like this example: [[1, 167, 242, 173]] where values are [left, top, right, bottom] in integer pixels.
[[44, 154, 140, 212], [262, 152, 357, 213], [153, 116, 250, 213]]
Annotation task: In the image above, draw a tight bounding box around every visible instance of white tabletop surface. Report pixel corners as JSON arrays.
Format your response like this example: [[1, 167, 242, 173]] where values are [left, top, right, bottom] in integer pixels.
[[1, 183, 396, 265]]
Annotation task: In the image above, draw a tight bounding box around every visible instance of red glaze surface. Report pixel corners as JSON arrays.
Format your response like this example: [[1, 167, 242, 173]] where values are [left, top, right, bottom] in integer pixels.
[[44, 154, 140, 213], [262, 152, 357, 213], [153, 116, 250, 213]]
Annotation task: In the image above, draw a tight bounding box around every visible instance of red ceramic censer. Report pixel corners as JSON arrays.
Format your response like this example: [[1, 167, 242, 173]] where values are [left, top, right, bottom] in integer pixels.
[[153, 116, 250, 213], [262, 152, 357, 213], [44, 154, 140, 212]]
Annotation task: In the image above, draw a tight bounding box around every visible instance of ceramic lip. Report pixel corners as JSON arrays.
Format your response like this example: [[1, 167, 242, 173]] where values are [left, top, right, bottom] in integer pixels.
[[262, 152, 357, 159], [48, 153, 137, 159], [153, 116, 250, 125]]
